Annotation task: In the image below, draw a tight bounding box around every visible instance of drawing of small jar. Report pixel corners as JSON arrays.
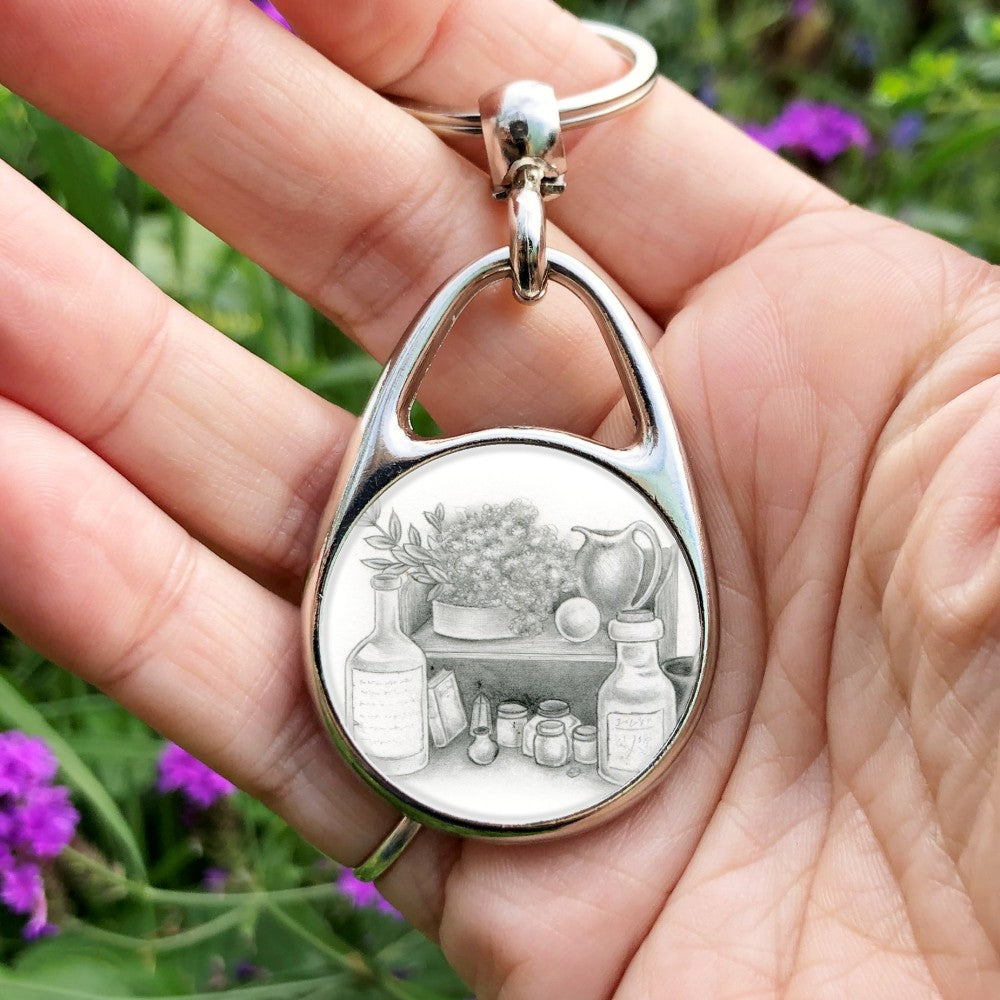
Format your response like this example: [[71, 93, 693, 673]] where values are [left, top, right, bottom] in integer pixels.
[[496, 702, 528, 748], [468, 726, 498, 766], [534, 720, 570, 767], [572, 725, 598, 764], [521, 700, 581, 757]]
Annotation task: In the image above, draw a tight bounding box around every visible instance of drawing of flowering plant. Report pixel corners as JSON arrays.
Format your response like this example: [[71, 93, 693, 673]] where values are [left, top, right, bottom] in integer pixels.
[[362, 499, 575, 637]]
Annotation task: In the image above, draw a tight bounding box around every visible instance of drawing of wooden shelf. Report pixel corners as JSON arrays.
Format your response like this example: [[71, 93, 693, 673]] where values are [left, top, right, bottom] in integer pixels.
[[413, 619, 696, 727], [413, 619, 615, 662], [412, 619, 610, 725]]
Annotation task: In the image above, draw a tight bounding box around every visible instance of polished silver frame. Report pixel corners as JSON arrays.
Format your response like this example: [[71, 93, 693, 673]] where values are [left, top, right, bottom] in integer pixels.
[[303, 248, 718, 841]]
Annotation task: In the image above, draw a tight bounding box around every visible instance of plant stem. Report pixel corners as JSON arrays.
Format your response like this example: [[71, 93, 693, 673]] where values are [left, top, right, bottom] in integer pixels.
[[262, 900, 370, 978], [67, 904, 253, 953], [61, 846, 338, 908], [263, 899, 432, 999]]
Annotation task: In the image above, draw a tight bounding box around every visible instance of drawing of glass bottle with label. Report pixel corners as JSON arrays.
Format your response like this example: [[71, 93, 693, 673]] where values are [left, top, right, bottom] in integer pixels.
[[345, 574, 428, 776], [598, 610, 677, 785]]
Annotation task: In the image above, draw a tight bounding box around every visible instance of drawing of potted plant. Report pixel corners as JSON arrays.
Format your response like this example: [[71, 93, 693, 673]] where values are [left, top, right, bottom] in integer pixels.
[[362, 499, 575, 639]]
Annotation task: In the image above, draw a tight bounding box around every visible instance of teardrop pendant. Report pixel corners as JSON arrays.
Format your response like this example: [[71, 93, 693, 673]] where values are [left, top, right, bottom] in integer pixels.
[[303, 26, 716, 845], [304, 247, 717, 838]]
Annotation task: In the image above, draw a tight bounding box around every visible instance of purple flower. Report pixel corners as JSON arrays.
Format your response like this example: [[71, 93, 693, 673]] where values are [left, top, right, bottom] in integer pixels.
[[0, 859, 55, 939], [890, 111, 924, 150], [336, 868, 401, 918], [696, 71, 718, 109], [0, 732, 58, 796], [742, 122, 779, 150], [156, 743, 235, 809], [0, 731, 79, 940], [15, 786, 79, 858], [849, 34, 878, 68], [790, 0, 815, 17], [202, 866, 229, 893], [745, 100, 871, 162], [250, 0, 290, 31], [235, 961, 265, 983], [1, 859, 41, 912]]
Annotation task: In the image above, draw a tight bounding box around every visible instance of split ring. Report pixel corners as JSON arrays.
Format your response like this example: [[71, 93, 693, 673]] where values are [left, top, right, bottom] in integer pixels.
[[390, 22, 658, 135]]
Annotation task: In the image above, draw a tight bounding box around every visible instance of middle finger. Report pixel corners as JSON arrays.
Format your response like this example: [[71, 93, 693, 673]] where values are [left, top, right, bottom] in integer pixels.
[[0, 0, 654, 437]]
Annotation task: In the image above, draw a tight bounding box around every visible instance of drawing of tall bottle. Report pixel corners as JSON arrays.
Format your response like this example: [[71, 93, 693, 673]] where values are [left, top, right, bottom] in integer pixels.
[[598, 610, 676, 785], [346, 575, 428, 775]]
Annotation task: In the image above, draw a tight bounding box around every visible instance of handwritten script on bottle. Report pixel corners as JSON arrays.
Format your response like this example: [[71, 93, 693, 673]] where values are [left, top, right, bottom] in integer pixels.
[[352, 668, 425, 759], [606, 711, 665, 772]]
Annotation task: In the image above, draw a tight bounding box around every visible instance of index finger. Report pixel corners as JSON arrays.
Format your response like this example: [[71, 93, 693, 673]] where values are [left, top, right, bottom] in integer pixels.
[[279, 0, 843, 319]]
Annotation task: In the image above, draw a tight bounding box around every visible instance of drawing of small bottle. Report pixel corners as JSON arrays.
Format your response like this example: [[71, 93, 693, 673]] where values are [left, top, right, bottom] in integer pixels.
[[469, 685, 492, 736], [598, 610, 676, 785], [346, 575, 428, 775]]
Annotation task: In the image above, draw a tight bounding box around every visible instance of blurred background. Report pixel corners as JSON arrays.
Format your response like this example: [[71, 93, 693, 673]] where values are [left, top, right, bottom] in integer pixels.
[[1, 0, 998, 996]]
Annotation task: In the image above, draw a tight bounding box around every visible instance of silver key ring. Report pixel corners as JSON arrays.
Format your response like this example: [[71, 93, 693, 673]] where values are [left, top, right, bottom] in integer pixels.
[[390, 21, 658, 135]]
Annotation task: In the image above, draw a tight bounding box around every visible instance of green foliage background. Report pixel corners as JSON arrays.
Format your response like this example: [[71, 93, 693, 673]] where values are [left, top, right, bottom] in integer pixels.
[[0, 0, 997, 996]]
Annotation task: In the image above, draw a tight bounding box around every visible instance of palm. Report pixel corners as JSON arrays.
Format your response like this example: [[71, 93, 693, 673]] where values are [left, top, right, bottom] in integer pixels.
[[0, 2, 997, 998], [432, 207, 1000, 999]]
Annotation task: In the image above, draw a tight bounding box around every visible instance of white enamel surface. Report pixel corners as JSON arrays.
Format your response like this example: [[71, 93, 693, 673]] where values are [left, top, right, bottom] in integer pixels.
[[317, 443, 700, 828]]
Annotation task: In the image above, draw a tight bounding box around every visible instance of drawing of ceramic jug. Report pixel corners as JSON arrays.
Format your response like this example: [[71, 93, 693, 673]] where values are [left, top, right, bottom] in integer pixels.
[[571, 522, 664, 624]]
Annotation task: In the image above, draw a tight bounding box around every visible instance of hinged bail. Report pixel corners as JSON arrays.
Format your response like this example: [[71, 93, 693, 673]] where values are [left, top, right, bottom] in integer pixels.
[[479, 81, 565, 303], [479, 80, 566, 199]]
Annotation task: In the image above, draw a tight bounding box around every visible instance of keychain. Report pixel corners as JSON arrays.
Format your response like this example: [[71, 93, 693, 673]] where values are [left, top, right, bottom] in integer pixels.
[[303, 22, 717, 879]]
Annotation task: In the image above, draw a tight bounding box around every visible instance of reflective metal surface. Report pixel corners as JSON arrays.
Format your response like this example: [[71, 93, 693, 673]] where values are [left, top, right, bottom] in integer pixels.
[[479, 80, 564, 301], [391, 22, 658, 135], [303, 248, 718, 841], [507, 163, 547, 301], [352, 816, 423, 883], [479, 80, 566, 197]]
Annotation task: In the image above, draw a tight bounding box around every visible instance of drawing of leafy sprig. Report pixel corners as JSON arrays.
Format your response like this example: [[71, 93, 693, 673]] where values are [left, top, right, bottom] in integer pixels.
[[362, 504, 452, 601]]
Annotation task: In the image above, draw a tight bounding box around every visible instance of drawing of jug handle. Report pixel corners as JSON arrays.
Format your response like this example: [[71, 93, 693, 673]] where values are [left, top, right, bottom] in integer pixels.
[[627, 521, 664, 610]]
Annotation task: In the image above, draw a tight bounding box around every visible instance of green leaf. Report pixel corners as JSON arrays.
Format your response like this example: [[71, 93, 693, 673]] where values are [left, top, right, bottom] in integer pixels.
[[0, 964, 352, 1000], [873, 68, 913, 106], [0, 672, 147, 880], [26, 107, 130, 257], [887, 119, 1000, 209], [8, 936, 161, 996], [378, 978, 462, 1000]]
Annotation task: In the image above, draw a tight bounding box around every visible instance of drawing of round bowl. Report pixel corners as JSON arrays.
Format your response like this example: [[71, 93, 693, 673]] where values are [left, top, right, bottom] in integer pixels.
[[554, 597, 601, 642], [431, 601, 517, 640]]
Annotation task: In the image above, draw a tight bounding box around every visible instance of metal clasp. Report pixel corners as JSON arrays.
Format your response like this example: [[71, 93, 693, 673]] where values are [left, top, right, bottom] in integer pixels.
[[479, 81, 566, 302]]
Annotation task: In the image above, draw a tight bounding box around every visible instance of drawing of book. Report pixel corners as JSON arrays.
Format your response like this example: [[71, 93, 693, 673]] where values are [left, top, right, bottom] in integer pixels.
[[427, 670, 467, 748], [399, 576, 432, 636]]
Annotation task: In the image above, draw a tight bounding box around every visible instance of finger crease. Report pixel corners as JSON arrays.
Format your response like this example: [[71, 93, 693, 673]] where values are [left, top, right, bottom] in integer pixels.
[[100, 532, 200, 696], [110, 3, 233, 162], [81, 297, 172, 451]]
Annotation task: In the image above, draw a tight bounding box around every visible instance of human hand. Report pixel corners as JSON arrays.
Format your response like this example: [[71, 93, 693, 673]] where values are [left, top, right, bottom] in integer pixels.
[[0, 1, 998, 997]]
